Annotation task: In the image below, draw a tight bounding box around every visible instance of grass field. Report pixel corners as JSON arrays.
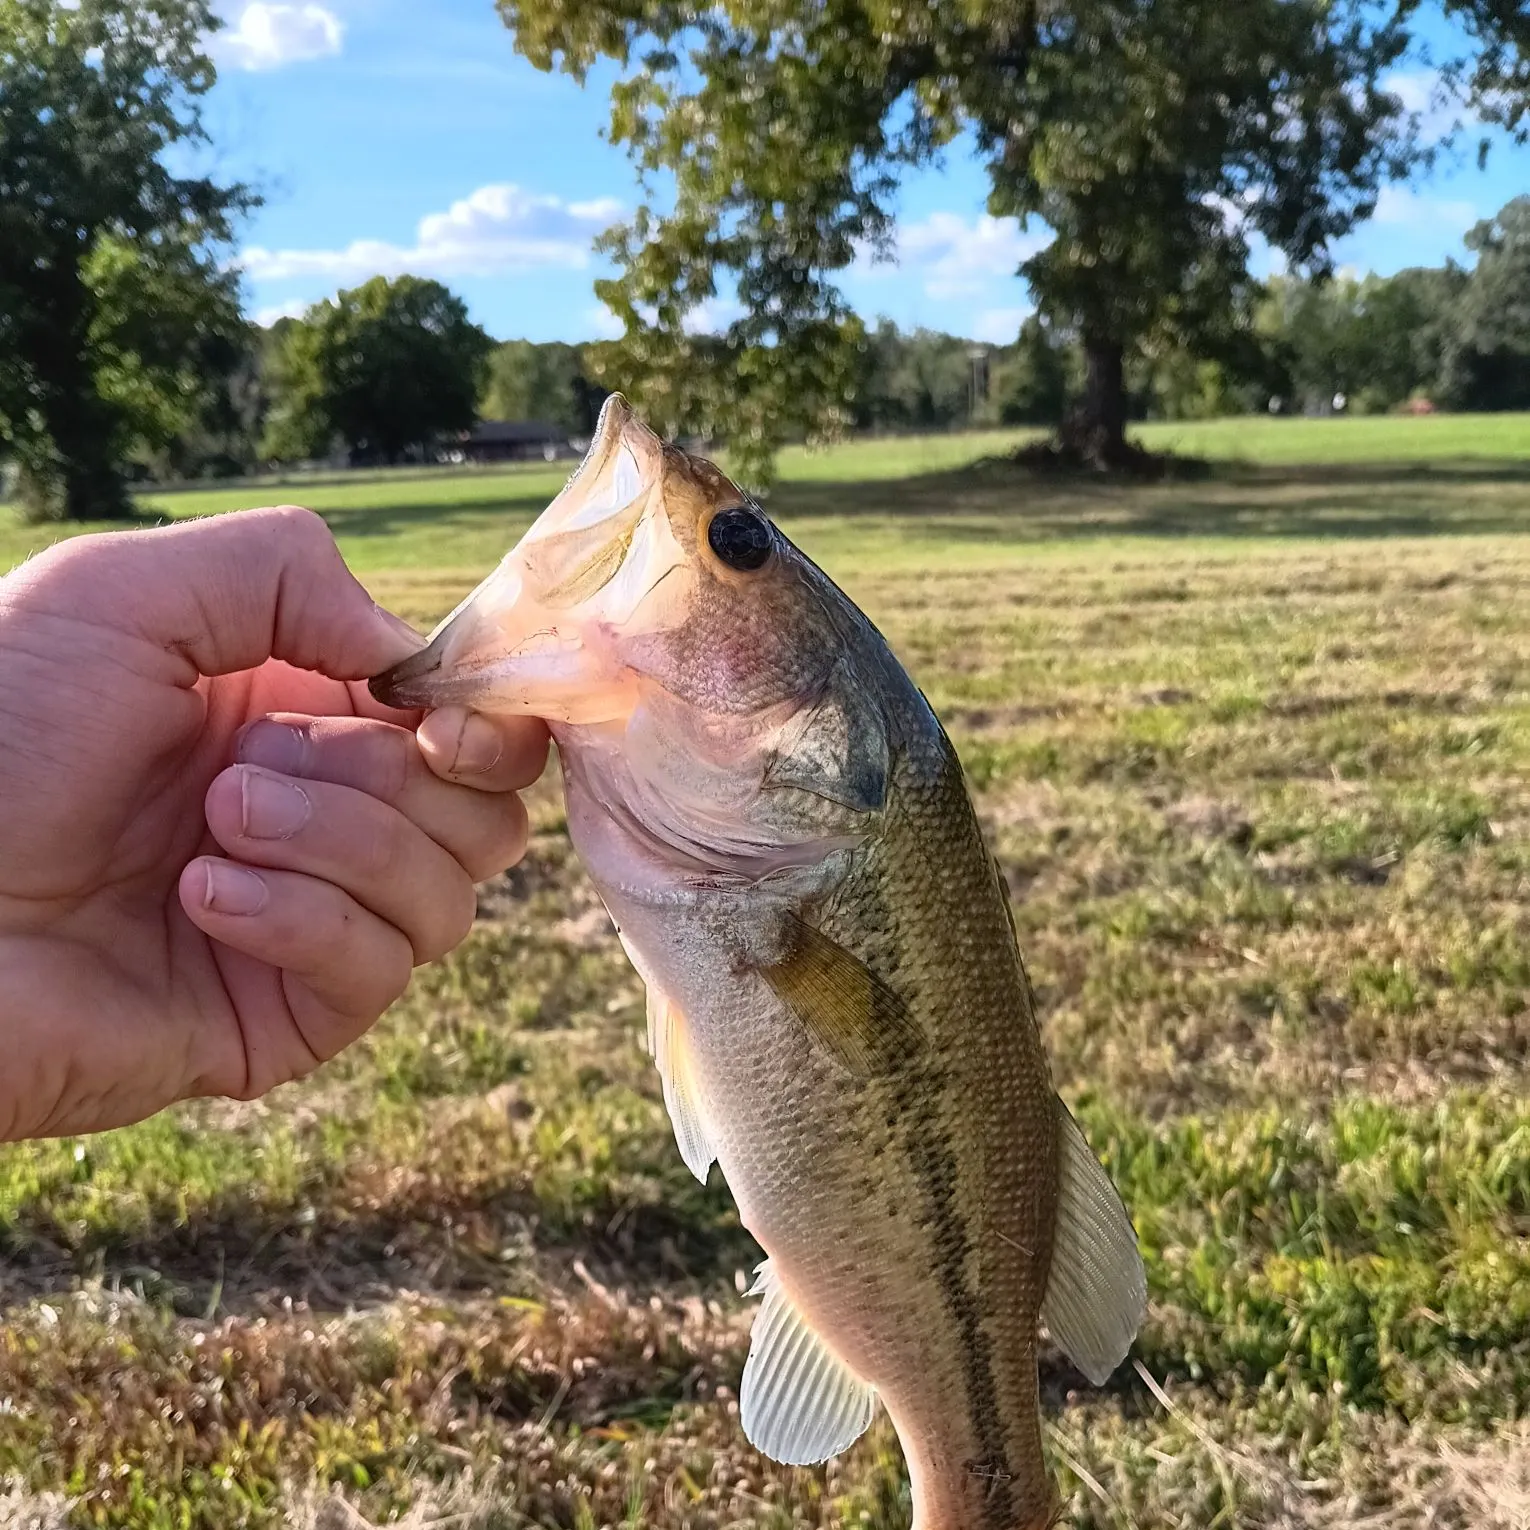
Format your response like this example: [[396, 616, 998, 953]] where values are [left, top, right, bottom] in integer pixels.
[[4, 413, 1530, 1528]]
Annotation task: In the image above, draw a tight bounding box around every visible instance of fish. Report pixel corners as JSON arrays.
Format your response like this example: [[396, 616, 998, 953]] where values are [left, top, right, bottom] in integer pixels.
[[370, 395, 1146, 1530]]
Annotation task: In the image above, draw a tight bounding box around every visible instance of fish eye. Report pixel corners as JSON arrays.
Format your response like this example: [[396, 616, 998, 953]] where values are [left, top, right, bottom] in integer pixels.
[[707, 505, 774, 572]]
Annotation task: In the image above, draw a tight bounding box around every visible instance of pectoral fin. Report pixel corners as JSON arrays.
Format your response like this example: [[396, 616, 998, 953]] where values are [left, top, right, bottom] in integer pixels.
[[759, 915, 923, 1076], [1039, 1104, 1147, 1385], [740, 1258, 877, 1465]]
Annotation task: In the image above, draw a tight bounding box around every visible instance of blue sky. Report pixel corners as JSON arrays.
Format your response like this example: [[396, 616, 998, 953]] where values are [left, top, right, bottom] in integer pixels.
[[206, 0, 1530, 344]]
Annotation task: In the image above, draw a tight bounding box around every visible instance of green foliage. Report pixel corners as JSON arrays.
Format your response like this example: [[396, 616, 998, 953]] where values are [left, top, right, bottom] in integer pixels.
[[83, 234, 252, 473], [1439, 197, 1530, 411], [1441, 0, 1530, 137], [993, 317, 1076, 426], [852, 323, 980, 433], [500, 0, 1420, 471], [0, 0, 251, 520], [985, 0, 1410, 401], [481, 339, 608, 435], [1250, 267, 1467, 416], [262, 276, 494, 465]]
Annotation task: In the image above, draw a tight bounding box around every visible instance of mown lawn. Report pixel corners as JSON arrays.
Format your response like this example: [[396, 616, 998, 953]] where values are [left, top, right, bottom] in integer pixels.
[[3, 415, 1530, 1528]]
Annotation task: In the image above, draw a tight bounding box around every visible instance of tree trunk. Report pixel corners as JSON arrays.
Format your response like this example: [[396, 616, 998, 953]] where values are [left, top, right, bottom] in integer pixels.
[[1059, 336, 1130, 468], [13, 417, 131, 524], [17, 267, 133, 522]]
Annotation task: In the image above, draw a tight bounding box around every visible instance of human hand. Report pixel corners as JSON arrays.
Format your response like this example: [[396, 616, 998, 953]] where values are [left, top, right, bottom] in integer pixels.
[[0, 507, 549, 1142]]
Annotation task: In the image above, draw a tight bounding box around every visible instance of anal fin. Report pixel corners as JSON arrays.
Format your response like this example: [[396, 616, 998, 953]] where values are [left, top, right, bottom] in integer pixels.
[[1040, 1104, 1147, 1385], [740, 1258, 877, 1465]]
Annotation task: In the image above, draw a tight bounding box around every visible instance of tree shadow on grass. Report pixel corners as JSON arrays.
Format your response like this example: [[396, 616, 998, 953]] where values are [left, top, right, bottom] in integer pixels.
[[300, 458, 1530, 549], [0, 1166, 754, 1319], [769, 457, 1530, 543], [315, 491, 549, 540], [278, 452, 1530, 550]]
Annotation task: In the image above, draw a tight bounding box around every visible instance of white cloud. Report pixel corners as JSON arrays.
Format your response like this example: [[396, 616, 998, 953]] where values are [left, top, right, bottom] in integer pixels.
[[681, 296, 745, 335], [893, 213, 1049, 300], [971, 307, 1034, 345], [240, 184, 624, 285], [1373, 186, 1477, 236], [253, 298, 310, 326], [216, 3, 343, 71], [1384, 69, 1468, 140], [581, 303, 624, 341]]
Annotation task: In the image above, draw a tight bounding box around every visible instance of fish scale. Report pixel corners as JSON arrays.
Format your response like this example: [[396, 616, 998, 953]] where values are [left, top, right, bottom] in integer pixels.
[[371, 394, 1146, 1530]]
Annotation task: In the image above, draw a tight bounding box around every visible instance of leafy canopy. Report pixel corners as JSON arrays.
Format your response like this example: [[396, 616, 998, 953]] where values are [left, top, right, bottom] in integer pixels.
[[1439, 196, 1530, 410], [500, 0, 1418, 478], [0, 0, 250, 520], [263, 276, 495, 465], [481, 340, 608, 436]]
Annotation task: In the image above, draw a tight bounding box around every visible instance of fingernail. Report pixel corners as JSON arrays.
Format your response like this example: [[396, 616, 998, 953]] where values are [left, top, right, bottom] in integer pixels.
[[240, 767, 312, 840], [203, 862, 268, 916], [451, 712, 504, 776], [237, 719, 309, 777]]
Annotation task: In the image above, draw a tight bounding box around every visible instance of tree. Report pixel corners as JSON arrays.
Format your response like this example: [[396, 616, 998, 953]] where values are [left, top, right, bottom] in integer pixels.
[[1438, 1, 1530, 137], [0, 0, 251, 520], [1343, 267, 1465, 411], [85, 234, 252, 477], [481, 340, 607, 435], [1440, 198, 1530, 411], [500, 0, 1415, 477], [993, 318, 1075, 426], [1250, 261, 1471, 416], [262, 276, 494, 465], [851, 324, 978, 432]]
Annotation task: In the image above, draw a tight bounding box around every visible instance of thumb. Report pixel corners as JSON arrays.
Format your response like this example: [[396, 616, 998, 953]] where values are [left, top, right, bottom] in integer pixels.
[[25, 506, 423, 683]]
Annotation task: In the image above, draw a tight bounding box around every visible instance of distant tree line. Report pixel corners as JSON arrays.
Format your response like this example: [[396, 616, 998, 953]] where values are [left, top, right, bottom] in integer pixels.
[[11, 190, 1530, 510], [4, 0, 1528, 518], [852, 198, 1530, 431]]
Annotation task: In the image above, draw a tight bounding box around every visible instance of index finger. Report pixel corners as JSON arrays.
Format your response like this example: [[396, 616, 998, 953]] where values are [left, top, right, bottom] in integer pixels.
[[18, 505, 424, 687]]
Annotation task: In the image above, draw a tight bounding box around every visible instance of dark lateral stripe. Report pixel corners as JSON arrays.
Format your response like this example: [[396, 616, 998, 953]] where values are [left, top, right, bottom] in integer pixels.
[[902, 1069, 1014, 1530]]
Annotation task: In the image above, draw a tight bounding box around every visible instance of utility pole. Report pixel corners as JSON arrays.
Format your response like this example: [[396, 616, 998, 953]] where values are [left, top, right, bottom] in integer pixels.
[[967, 345, 990, 422]]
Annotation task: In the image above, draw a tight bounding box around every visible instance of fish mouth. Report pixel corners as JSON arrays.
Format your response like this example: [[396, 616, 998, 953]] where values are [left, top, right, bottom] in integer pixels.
[[369, 643, 443, 705], [368, 394, 681, 723]]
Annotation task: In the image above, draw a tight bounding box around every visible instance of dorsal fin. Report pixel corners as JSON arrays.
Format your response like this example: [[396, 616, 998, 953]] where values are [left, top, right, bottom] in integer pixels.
[[1040, 1104, 1146, 1384], [740, 1258, 878, 1465]]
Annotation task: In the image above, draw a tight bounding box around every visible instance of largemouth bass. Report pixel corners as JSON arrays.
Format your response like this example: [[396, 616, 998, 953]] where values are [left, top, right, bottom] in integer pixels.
[[371, 397, 1146, 1530]]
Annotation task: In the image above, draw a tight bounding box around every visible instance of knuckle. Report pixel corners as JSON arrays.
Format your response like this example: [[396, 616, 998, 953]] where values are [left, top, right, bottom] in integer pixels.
[[356, 811, 406, 882], [464, 798, 529, 882], [417, 877, 478, 965], [263, 504, 329, 543], [364, 930, 416, 1005], [371, 729, 414, 803]]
